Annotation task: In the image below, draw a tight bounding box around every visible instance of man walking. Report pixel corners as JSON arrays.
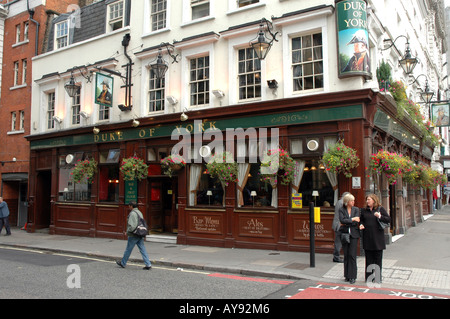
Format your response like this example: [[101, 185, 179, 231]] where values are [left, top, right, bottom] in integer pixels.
[[332, 192, 349, 262], [0, 197, 11, 236], [116, 202, 152, 270]]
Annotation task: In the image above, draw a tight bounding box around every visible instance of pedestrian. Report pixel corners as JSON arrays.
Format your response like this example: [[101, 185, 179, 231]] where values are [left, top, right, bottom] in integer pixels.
[[0, 197, 11, 236], [338, 193, 360, 284], [432, 189, 438, 211], [116, 202, 152, 270], [359, 193, 391, 284], [332, 192, 350, 263]]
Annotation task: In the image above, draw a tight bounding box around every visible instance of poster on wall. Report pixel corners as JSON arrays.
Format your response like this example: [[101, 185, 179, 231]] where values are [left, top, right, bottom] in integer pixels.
[[336, 0, 371, 79], [431, 103, 450, 127], [95, 73, 114, 107]]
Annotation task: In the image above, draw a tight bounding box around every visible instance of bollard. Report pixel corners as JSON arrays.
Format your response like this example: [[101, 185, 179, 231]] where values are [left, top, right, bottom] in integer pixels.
[[309, 202, 315, 268]]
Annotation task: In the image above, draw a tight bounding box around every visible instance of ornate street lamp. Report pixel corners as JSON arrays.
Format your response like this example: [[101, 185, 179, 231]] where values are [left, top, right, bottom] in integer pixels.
[[149, 43, 179, 80], [383, 35, 419, 75], [249, 18, 279, 60]]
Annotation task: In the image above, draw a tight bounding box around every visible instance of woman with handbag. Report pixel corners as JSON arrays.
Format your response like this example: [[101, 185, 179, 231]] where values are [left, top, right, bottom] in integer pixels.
[[359, 194, 391, 284], [338, 193, 360, 284]]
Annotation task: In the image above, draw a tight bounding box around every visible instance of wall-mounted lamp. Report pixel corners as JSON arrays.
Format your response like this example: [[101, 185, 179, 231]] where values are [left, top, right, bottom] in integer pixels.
[[382, 35, 418, 75], [180, 108, 189, 122], [93, 127, 100, 135], [167, 96, 178, 105], [52, 115, 63, 124], [149, 42, 179, 80], [64, 66, 92, 97], [410, 74, 434, 104], [249, 18, 279, 60], [267, 79, 278, 89], [251, 191, 257, 207], [212, 90, 225, 98], [80, 111, 89, 119], [132, 119, 140, 127]]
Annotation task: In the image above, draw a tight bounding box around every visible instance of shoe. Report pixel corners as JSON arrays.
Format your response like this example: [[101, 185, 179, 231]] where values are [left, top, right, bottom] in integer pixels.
[[116, 260, 125, 268], [333, 258, 343, 263], [143, 265, 152, 270], [349, 279, 355, 284], [5, 233, 11, 236], [344, 277, 349, 282]]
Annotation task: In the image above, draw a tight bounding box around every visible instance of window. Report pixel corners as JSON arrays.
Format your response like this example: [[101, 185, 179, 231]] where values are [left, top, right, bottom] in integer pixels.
[[99, 149, 120, 202], [188, 164, 225, 206], [19, 111, 25, 131], [24, 22, 29, 41], [13, 61, 19, 86], [59, 153, 92, 202], [149, 69, 165, 112], [191, 0, 209, 19], [239, 163, 273, 207], [11, 112, 17, 131], [15, 25, 21, 43], [190, 56, 209, 106], [292, 32, 323, 91], [22, 59, 27, 84], [108, 0, 124, 31], [151, 0, 167, 31], [238, 0, 259, 8], [99, 105, 110, 121], [47, 92, 56, 129], [72, 87, 81, 125], [296, 159, 333, 207], [55, 21, 69, 49], [238, 48, 261, 100]]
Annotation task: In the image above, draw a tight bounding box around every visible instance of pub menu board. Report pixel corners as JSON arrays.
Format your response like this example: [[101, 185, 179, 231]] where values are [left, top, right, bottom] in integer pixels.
[[125, 180, 137, 204]]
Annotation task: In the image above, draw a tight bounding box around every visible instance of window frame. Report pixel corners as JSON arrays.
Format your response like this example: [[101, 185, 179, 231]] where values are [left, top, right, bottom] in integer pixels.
[[107, 0, 125, 31], [189, 55, 210, 107], [71, 86, 81, 125], [237, 47, 261, 101], [47, 92, 56, 130], [148, 69, 165, 113], [150, 0, 167, 32], [55, 20, 69, 50]]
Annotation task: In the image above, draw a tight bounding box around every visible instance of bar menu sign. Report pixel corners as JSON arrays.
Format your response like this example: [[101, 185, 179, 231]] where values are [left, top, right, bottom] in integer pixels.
[[125, 180, 137, 205]]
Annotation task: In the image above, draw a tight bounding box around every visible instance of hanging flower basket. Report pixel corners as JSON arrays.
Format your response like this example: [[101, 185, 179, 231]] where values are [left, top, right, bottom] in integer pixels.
[[120, 156, 149, 181], [322, 141, 359, 178], [368, 150, 405, 185], [260, 148, 296, 186], [161, 154, 186, 177], [71, 159, 98, 184], [205, 152, 238, 186]]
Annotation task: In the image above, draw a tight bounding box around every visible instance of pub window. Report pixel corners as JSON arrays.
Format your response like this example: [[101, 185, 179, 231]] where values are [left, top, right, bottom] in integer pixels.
[[191, 0, 209, 20], [47, 92, 56, 129], [190, 164, 224, 206], [71, 86, 81, 125], [108, 0, 124, 31], [99, 149, 120, 202], [238, 163, 274, 208], [58, 152, 92, 202], [99, 104, 110, 121], [190, 55, 210, 106], [292, 32, 323, 91]]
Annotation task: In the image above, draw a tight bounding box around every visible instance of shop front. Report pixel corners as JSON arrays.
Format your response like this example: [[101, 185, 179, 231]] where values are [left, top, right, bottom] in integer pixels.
[[26, 89, 431, 252]]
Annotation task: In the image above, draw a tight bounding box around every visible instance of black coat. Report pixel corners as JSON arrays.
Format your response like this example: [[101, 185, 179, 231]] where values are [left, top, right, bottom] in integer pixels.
[[360, 206, 391, 251], [338, 206, 360, 239]]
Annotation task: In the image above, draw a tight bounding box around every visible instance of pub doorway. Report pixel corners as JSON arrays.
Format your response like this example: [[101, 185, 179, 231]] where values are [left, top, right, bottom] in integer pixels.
[[148, 177, 178, 233], [35, 170, 52, 229], [389, 184, 397, 235]]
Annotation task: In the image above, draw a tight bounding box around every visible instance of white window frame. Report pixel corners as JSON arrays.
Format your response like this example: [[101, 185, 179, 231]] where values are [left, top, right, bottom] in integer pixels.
[[47, 92, 56, 130], [143, 0, 171, 37], [13, 61, 20, 86], [19, 110, 25, 131], [189, 55, 210, 107], [22, 59, 27, 85], [150, 0, 167, 32], [11, 112, 17, 132], [227, 0, 265, 14], [181, 0, 214, 26], [107, 0, 125, 31], [148, 69, 165, 113], [237, 47, 261, 101], [24, 22, 29, 41], [15, 24, 21, 43], [71, 86, 81, 125], [55, 20, 69, 49]]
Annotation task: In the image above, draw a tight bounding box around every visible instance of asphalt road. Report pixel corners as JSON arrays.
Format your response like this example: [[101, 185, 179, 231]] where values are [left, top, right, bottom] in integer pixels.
[[0, 246, 294, 300]]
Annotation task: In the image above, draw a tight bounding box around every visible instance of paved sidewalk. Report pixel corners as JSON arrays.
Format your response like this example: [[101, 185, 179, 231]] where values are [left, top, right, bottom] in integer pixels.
[[1, 206, 450, 296]]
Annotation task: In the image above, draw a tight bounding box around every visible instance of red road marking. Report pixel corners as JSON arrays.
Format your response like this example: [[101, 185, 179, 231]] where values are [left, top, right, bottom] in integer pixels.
[[208, 273, 294, 285], [290, 287, 405, 299]]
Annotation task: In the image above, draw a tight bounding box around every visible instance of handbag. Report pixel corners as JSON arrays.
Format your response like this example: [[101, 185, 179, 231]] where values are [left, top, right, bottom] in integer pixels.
[[376, 208, 389, 230], [340, 232, 351, 244]]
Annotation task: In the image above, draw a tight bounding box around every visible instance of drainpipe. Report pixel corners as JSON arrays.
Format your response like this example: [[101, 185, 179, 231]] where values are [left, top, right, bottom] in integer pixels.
[[27, 0, 39, 56]]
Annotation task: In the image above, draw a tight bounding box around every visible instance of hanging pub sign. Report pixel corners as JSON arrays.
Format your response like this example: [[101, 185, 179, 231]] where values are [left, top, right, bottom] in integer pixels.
[[336, 0, 371, 79], [95, 73, 114, 107], [431, 103, 450, 127]]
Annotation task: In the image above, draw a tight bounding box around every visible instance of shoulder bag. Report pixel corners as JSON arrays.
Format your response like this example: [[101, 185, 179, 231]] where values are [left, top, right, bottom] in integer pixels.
[[376, 207, 389, 231], [132, 211, 149, 237]]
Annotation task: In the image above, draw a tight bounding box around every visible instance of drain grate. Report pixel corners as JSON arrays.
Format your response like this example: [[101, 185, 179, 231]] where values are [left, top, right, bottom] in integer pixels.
[[283, 262, 309, 270]]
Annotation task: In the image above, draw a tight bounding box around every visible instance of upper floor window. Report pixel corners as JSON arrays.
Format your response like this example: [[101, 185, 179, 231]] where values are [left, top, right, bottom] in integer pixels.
[[238, 48, 261, 100], [238, 0, 259, 8], [24, 22, 29, 41], [22, 59, 27, 84], [72, 87, 81, 125], [19, 111, 25, 131], [292, 32, 323, 91], [149, 70, 165, 112], [190, 56, 210, 106], [13, 61, 19, 86], [55, 21, 69, 49], [15, 25, 21, 43], [108, 0, 125, 31], [99, 105, 110, 121], [47, 92, 56, 129], [151, 0, 167, 31], [191, 0, 209, 20], [11, 112, 17, 132]]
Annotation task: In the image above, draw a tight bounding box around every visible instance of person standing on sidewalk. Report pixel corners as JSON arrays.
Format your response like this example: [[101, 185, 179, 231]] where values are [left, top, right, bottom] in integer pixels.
[[359, 194, 391, 284], [0, 197, 11, 236], [338, 193, 360, 284], [116, 202, 152, 270], [332, 192, 349, 263]]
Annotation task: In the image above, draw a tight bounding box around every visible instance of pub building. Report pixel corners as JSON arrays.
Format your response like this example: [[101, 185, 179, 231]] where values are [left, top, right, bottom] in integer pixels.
[[25, 0, 443, 253]]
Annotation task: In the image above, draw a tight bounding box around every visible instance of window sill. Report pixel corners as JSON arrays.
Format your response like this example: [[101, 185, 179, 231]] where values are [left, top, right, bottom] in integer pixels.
[[12, 40, 29, 48], [10, 84, 27, 91], [234, 208, 278, 214], [7, 130, 25, 135], [226, 2, 266, 16], [181, 16, 215, 28]]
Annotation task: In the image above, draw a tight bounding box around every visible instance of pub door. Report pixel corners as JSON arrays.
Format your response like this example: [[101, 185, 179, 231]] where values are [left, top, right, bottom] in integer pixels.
[[389, 184, 396, 235], [148, 177, 178, 233]]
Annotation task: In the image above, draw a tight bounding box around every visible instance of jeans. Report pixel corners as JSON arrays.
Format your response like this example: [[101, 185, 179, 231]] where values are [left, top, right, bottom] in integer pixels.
[[121, 236, 151, 267], [0, 217, 11, 235]]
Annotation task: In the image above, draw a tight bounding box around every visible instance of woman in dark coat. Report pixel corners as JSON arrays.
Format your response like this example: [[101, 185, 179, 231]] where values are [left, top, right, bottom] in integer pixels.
[[359, 194, 391, 284], [338, 193, 360, 284]]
